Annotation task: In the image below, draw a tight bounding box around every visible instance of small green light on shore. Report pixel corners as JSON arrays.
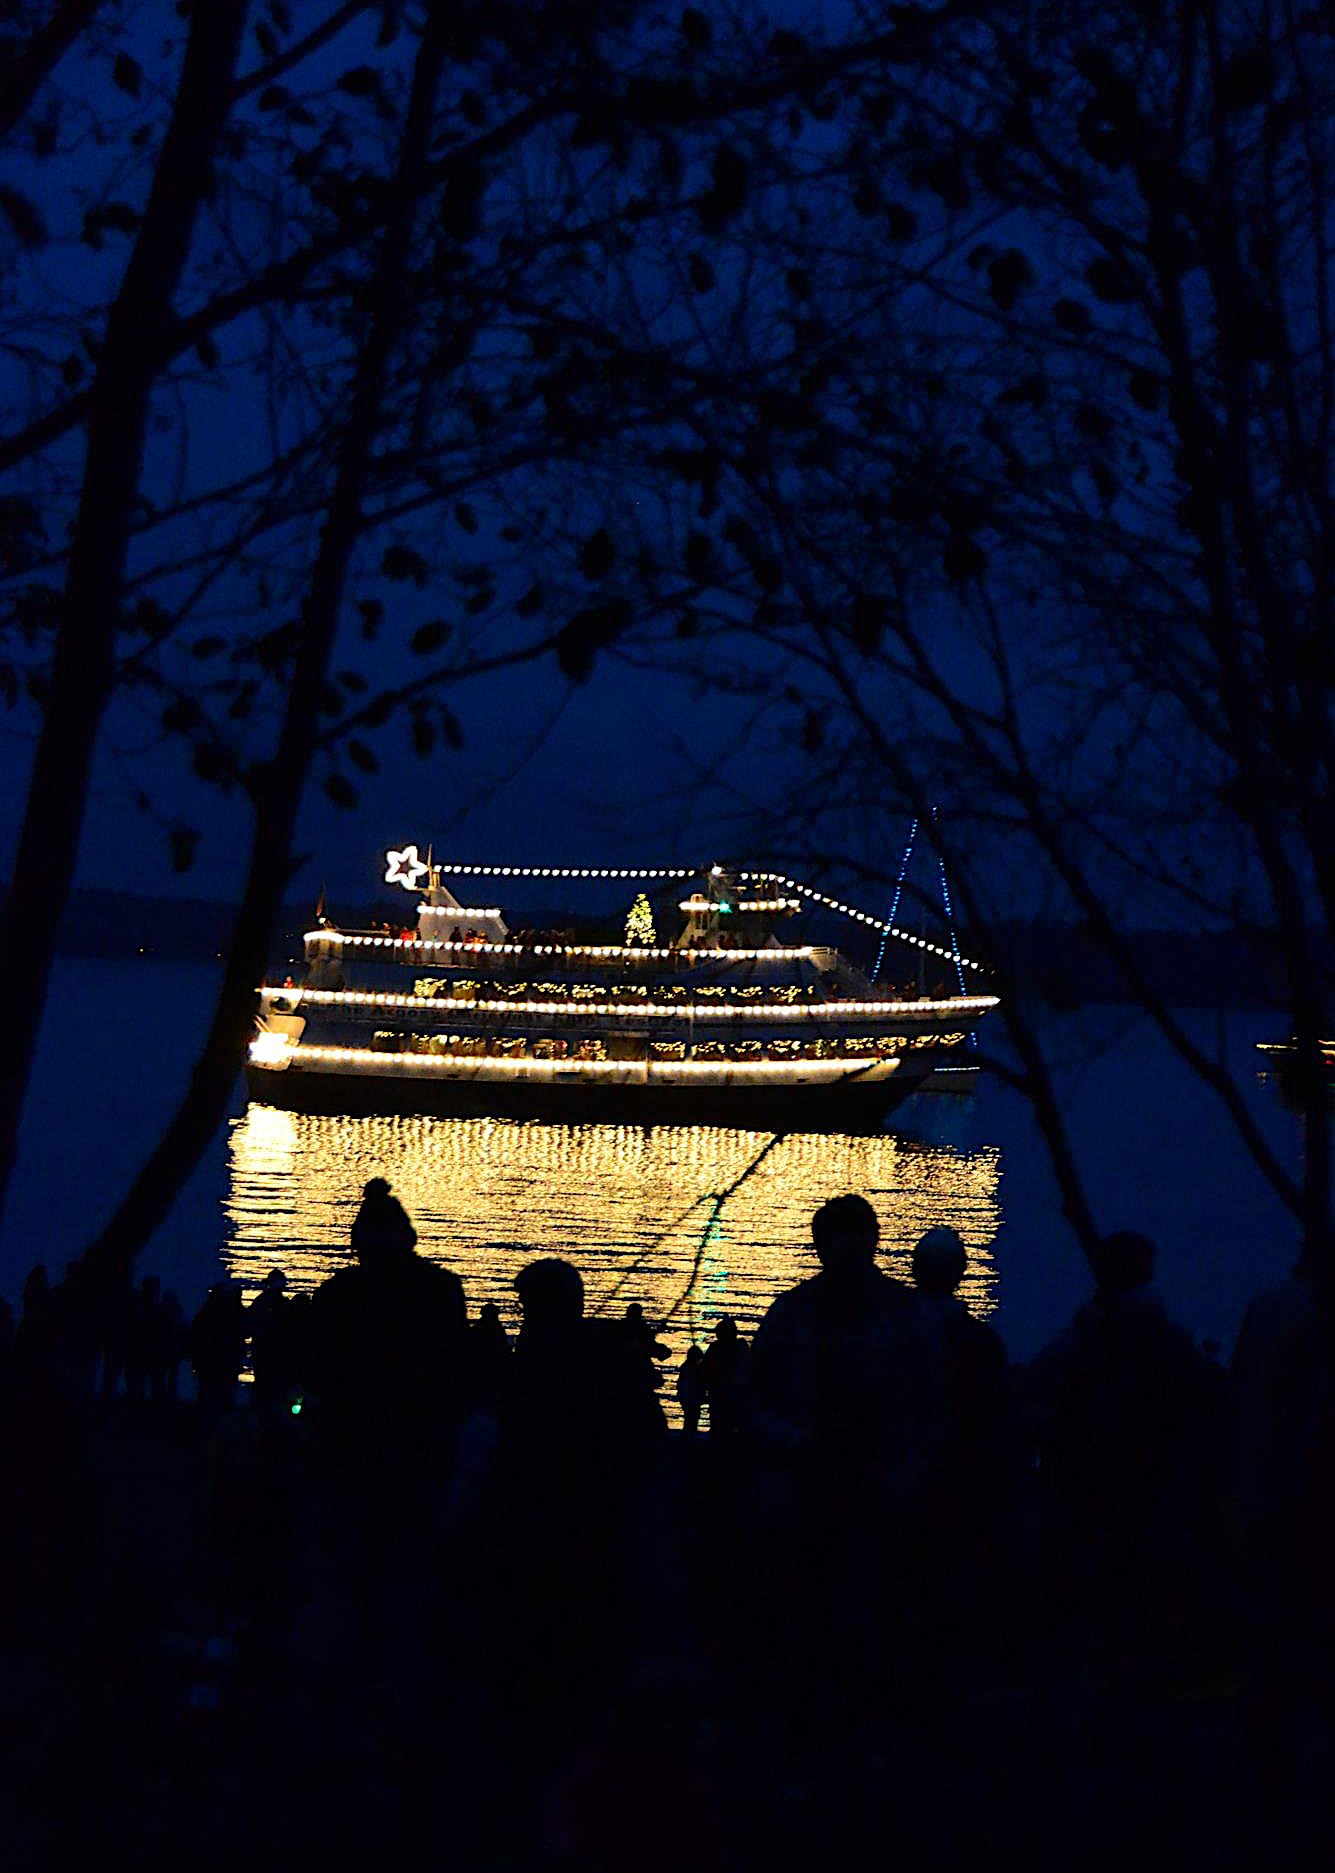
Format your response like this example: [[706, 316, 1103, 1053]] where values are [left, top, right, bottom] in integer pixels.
[[290, 1396, 303, 1416]]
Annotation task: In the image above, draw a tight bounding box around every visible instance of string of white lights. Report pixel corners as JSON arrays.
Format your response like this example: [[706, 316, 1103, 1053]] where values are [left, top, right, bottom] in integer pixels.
[[427, 864, 694, 880], [305, 932, 818, 962], [249, 1038, 902, 1084], [678, 896, 801, 914], [740, 870, 987, 974], [380, 847, 986, 973], [262, 985, 998, 1020], [416, 905, 504, 919]]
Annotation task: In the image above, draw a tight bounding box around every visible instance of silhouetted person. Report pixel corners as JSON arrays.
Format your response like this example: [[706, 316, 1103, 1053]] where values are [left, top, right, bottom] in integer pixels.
[[309, 1176, 467, 1471], [159, 1290, 185, 1399], [48, 1260, 101, 1399], [677, 1346, 707, 1434], [188, 1283, 246, 1414], [699, 1314, 750, 1437], [485, 1260, 666, 1701], [623, 1302, 670, 1363], [911, 1226, 1011, 1472], [14, 1264, 52, 1388], [910, 1226, 1016, 1690], [1028, 1230, 1213, 1719], [0, 1297, 13, 1391], [1232, 1250, 1335, 1791], [98, 1274, 133, 1399], [750, 1194, 948, 1489], [466, 1300, 512, 1407], [505, 1259, 665, 1468], [1029, 1229, 1207, 1525], [125, 1276, 164, 1402], [746, 1196, 952, 1702], [247, 1270, 295, 1415]]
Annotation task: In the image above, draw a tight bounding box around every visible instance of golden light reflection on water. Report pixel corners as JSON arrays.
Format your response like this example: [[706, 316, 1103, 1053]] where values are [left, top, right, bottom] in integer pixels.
[[223, 1107, 1002, 1389]]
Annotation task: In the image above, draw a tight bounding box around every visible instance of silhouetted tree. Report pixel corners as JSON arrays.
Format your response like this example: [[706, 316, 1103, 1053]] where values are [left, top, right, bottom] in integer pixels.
[[602, 0, 1335, 1260], [1, 2, 897, 1257]]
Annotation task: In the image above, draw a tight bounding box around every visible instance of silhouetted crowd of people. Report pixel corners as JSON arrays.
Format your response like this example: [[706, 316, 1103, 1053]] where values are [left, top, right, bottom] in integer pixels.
[[3, 1183, 1333, 1861]]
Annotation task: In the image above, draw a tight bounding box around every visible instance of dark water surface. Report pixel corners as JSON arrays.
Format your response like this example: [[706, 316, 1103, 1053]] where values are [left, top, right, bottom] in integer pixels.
[[2, 958, 1303, 1364]]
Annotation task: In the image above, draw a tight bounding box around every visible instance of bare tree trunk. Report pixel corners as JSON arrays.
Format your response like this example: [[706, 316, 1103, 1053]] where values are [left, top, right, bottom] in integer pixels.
[[83, 15, 451, 1278], [0, 3, 249, 1223]]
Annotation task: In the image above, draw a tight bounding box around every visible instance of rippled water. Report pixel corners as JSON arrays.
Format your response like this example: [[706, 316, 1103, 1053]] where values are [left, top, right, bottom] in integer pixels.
[[222, 1107, 1002, 1382], [7, 960, 1303, 1376]]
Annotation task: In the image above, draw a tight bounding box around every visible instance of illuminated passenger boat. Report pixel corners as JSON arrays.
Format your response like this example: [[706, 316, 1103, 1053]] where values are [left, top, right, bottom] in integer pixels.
[[245, 848, 1000, 1128]]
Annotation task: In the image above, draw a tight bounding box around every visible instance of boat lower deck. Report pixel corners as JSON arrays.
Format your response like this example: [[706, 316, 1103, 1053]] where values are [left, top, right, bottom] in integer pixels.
[[243, 1059, 970, 1130]]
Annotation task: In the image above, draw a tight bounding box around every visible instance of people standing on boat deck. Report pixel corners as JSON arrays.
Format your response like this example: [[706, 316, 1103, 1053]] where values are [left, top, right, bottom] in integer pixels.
[[699, 1314, 750, 1437], [308, 1176, 468, 1471], [188, 1281, 247, 1414]]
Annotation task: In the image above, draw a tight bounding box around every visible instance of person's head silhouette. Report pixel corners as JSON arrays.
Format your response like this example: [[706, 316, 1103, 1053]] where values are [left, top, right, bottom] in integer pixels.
[[514, 1258, 584, 1330], [811, 1194, 879, 1278], [712, 1314, 739, 1343], [912, 1225, 968, 1296], [1090, 1230, 1155, 1294], [351, 1177, 417, 1266]]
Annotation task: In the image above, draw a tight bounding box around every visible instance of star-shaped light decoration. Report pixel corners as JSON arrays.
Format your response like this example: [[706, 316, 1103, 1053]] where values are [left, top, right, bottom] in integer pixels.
[[384, 843, 429, 892]]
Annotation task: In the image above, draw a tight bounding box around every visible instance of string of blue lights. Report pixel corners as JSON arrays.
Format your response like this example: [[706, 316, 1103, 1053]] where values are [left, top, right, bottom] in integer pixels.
[[932, 808, 975, 1045], [870, 819, 918, 984]]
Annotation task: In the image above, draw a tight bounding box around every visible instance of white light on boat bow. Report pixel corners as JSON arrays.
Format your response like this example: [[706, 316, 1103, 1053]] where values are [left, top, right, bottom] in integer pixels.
[[249, 1031, 297, 1067]]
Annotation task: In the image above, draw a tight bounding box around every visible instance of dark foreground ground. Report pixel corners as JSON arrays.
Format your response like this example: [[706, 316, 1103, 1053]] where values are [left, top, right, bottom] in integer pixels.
[[4, 1396, 1332, 1872]]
